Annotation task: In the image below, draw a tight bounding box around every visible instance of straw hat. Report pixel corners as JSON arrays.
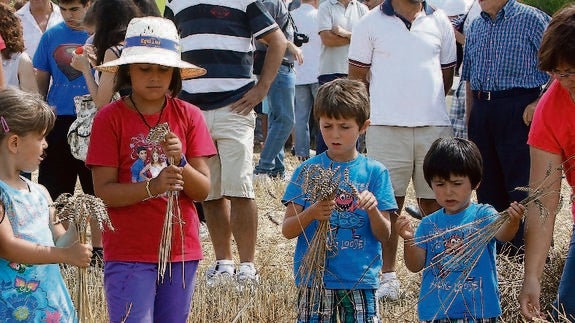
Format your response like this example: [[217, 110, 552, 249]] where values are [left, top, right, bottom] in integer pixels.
[[96, 17, 206, 79]]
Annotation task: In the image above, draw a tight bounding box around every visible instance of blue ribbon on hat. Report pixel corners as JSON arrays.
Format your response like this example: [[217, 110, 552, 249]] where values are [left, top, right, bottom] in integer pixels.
[[125, 36, 179, 52]]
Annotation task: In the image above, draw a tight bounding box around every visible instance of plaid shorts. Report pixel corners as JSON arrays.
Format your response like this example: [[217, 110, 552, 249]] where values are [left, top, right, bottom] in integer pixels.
[[297, 288, 380, 323], [424, 317, 498, 323]]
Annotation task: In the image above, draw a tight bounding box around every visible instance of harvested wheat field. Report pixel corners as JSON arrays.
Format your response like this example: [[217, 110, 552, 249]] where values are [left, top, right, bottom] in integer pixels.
[[63, 154, 573, 322]]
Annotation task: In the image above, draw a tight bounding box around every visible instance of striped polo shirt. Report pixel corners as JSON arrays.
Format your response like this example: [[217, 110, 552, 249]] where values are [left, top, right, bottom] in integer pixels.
[[461, 0, 550, 91], [165, 0, 278, 110]]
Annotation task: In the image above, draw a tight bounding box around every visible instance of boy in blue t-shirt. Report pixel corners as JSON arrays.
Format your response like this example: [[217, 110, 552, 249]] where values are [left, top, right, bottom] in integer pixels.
[[396, 137, 525, 322], [282, 79, 397, 322]]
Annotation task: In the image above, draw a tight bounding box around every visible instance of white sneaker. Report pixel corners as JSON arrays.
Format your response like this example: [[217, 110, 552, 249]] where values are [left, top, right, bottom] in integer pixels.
[[236, 262, 260, 290], [205, 260, 235, 287], [375, 272, 401, 300]]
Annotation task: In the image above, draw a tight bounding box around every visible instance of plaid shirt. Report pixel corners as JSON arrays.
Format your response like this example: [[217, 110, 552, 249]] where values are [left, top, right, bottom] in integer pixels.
[[462, 0, 550, 91]]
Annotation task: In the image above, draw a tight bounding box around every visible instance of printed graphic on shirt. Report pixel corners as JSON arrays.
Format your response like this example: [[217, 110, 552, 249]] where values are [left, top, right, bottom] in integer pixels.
[[52, 44, 83, 81], [329, 182, 367, 252], [129, 134, 167, 183], [429, 225, 479, 292]]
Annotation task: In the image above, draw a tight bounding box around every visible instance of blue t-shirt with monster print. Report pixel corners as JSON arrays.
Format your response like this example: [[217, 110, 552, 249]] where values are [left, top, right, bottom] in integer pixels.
[[282, 152, 397, 289], [415, 203, 501, 321]]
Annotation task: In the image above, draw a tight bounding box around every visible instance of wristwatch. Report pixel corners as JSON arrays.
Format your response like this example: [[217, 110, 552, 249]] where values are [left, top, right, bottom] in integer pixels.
[[177, 154, 187, 167]]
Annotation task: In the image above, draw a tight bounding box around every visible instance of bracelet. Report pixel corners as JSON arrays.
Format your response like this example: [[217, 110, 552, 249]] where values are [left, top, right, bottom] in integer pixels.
[[145, 180, 154, 199]]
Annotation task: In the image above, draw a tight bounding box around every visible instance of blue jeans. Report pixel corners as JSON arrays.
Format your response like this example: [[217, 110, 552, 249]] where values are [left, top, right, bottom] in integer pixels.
[[255, 65, 295, 177], [555, 224, 575, 321], [294, 83, 318, 159]]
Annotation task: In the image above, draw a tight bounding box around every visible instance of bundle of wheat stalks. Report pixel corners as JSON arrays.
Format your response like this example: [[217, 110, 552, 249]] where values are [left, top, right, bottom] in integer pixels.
[[146, 122, 185, 283], [52, 193, 112, 323], [295, 164, 359, 314]]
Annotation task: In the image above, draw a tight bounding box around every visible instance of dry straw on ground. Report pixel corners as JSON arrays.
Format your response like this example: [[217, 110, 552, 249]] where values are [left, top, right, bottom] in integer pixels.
[[63, 154, 573, 322]]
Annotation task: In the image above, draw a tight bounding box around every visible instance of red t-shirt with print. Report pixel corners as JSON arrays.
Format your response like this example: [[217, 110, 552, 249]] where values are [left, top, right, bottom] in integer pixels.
[[86, 96, 216, 262]]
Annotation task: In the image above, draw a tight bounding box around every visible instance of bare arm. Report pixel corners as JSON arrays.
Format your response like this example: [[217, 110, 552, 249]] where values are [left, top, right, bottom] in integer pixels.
[[0, 187, 92, 267], [348, 64, 370, 89], [71, 48, 118, 108], [442, 66, 455, 96], [519, 148, 563, 320], [36, 70, 51, 99], [17, 53, 39, 93], [230, 29, 287, 115], [282, 199, 335, 239], [465, 80, 473, 126], [319, 30, 350, 47], [396, 214, 425, 272], [494, 201, 525, 241], [356, 190, 391, 243]]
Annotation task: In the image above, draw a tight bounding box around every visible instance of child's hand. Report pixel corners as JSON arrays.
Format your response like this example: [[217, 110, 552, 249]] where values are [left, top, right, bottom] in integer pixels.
[[308, 199, 336, 221], [70, 49, 91, 73], [161, 132, 183, 165], [507, 201, 526, 224], [396, 214, 415, 240], [65, 241, 93, 268], [150, 165, 184, 194], [356, 190, 378, 211]]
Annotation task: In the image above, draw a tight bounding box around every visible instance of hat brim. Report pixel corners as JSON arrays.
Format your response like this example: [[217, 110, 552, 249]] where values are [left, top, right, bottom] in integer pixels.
[[96, 55, 206, 80]]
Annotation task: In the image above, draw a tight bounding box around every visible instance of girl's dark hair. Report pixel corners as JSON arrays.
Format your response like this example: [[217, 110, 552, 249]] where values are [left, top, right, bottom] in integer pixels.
[[114, 65, 183, 97], [313, 78, 370, 128], [91, 0, 142, 65], [0, 3, 25, 60], [132, 0, 162, 16], [423, 137, 483, 188], [538, 4, 575, 72], [0, 88, 56, 141]]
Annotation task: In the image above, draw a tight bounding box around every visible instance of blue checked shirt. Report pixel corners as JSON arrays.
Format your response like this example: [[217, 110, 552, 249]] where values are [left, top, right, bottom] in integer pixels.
[[462, 0, 550, 91]]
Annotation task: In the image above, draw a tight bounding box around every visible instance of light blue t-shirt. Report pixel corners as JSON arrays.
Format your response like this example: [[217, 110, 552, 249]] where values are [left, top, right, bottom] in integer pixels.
[[415, 203, 501, 321], [282, 153, 397, 289], [0, 178, 77, 322], [33, 22, 90, 116]]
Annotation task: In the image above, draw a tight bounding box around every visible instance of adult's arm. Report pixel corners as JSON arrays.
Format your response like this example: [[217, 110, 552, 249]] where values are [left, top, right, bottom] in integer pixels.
[[442, 66, 455, 96], [36, 70, 51, 99], [230, 29, 287, 115], [519, 148, 563, 320], [319, 30, 350, 47], [17, 53, 39, 93], [348, 64, 370, 89]]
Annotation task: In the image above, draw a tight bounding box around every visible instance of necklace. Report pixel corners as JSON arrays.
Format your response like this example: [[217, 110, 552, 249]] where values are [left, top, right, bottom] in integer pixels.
[[129, 94, 166, 130]]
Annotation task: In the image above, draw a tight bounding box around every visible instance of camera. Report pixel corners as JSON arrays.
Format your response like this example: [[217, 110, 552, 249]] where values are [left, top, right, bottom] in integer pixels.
[[294, 33, 309, 47]]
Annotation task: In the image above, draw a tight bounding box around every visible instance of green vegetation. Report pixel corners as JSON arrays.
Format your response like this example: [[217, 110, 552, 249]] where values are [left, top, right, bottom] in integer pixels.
[[521, 0, 573, 15]]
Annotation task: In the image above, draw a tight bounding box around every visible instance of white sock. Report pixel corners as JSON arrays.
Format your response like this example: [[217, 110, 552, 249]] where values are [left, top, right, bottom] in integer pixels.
[[381, 272, 397, 280], [216, 259, 234, 273], [239, 262, 256, 271]]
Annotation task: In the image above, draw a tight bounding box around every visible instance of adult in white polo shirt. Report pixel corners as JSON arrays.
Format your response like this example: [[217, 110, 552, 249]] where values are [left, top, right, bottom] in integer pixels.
[[348, 0, 456, 300], [315, 0, 368, 154], [292, 0, 321, 160], [17, 0, 63, 59]]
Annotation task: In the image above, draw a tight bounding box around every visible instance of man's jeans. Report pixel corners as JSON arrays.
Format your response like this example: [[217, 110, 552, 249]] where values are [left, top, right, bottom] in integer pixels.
[[555, 223, 575, 321], [294, 83, 318, 159], [255, 65, 295, 177]]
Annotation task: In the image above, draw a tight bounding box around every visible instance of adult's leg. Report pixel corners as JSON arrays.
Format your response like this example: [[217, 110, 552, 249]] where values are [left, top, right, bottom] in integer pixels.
[[255, 65, 295, 176], [229, 197, 258, 263], [203, 198, 233, 260], [294, 83, 315, 159]]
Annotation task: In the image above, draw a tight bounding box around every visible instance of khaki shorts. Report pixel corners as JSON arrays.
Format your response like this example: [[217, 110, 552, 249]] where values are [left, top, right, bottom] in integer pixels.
[[366, 125, 453, 199], [202, 105, 256, 200]]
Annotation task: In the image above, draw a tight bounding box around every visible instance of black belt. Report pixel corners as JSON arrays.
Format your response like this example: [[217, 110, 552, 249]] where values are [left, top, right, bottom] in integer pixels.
[[281, 61, 294, 68], [472, 87, 541, 101]]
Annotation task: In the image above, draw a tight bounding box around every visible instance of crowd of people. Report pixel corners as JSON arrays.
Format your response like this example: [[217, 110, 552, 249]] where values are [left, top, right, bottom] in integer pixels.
[[0, 0, 574, 321]]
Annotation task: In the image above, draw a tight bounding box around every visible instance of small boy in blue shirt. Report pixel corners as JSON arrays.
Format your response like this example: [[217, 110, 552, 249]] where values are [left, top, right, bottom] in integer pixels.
[[282, 78, 397, 322], [396, 137, 525, 322]]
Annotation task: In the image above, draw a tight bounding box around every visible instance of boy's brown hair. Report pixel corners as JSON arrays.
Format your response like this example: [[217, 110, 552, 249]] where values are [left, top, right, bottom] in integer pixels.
[[313, 78, 370, 128], [538, 4, 575, 72]]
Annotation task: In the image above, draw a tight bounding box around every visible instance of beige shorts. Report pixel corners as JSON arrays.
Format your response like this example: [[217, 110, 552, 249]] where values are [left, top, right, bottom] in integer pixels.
[[366, 125, 453, 199], [202, 105, 256, 200]]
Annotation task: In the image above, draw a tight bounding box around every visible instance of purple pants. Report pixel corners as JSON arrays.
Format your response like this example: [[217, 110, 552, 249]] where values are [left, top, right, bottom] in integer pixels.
[[104, 261, 199, 322]]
